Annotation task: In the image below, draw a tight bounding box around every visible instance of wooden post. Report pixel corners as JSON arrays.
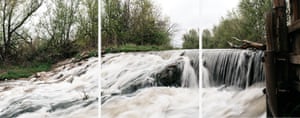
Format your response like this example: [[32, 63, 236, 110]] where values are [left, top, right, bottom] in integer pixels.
[[265, 0, 289, 116], [265, 10, 278, 116]]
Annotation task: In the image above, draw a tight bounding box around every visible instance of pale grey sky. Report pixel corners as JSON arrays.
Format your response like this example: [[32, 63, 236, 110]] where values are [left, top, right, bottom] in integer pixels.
[[200, 0, 240, 30], [153, 0, 240, 48], [153, 0, 200, 48]]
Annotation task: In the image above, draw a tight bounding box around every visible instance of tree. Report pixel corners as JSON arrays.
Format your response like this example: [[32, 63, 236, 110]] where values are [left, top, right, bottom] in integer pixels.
[[202, 0, 272, 48], [238, 0, 272, 42], [183, 29, 199, 49], [101, 0, 173, 48], [39, 0, 80, 59], [202, 29, 212, 48], [0, 0, 43, 62], [76, 0, 98, 49], [211, 13, 244, 48], [101, 0, 123, 47]]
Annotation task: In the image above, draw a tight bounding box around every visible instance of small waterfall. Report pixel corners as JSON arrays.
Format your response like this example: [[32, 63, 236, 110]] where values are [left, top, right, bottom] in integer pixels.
[[101, 50, 199, 118], [181, 56, 198, 88], [202, 49, 266, 118], [202, 66, 210, 88], [202, 49, 265, 88], [101, 50, 199, 95]]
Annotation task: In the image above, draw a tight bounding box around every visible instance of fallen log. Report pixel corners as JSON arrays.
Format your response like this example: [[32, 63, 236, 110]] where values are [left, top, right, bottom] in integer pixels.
[[229, 37, 266, 50], [227, 41, 241, 48]]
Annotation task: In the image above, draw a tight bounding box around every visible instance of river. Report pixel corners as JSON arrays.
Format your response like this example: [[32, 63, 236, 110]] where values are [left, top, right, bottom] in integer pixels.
[[0, 57, 98, 118], [202, 49, 266, 118], [0, 49, 267, 117], [101, 50, 199, 118]]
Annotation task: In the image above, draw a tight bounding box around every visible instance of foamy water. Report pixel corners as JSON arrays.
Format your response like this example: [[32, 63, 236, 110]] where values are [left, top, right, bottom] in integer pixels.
[[0, 49, 268, 118], [0, 57, 98, 118], [202, 49, 266, 118], [102, 87, 198, 118], [101, 50, 199, 118], [202, 85, 266, 118]]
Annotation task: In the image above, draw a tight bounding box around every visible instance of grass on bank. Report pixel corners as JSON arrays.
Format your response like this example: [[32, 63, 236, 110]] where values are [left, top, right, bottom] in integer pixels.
[[0, 63, 51, 80], [0, 50, 98, 80], [103, 44, 175, 53]]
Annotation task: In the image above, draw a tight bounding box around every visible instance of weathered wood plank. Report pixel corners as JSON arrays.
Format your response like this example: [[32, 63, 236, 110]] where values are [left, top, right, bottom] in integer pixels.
[[290, 54, 300, 64], [288, 19, 300, 33]]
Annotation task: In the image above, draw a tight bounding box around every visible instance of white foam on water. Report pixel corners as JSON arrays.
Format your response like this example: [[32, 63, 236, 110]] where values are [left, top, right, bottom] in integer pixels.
[[0, 57, 98, 118], [202, 66, 210, 88], [101, 50, 198, 92], [202, 49, 266, 118], [202, 86, 266, 118], [181, 56, 198, 88], [101, 50, 199, 118], [102, 87, 199, 118]]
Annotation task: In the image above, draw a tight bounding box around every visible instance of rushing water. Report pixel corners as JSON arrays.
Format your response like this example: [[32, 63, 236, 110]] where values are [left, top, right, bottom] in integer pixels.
[[202, 49, 266, 118], [0, 57, 98, 118], [0, 49, 266, 117], [101, 50, 199, 118]]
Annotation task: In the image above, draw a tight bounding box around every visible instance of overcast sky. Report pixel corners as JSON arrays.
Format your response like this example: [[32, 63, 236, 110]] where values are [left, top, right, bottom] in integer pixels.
[[153, 0, 200, 48], [200, 0, 240, 30], [153, 0, 240, 48]]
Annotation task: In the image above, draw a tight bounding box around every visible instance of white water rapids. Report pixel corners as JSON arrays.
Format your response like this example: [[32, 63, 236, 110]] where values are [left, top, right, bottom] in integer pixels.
[[101, 49, 266, 118], [202, 49, 266, 118], [101, 50, 199, 118], [0, 57, 98, 118], [0, 49, 267, 117], [202, 84, 266, 118]]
